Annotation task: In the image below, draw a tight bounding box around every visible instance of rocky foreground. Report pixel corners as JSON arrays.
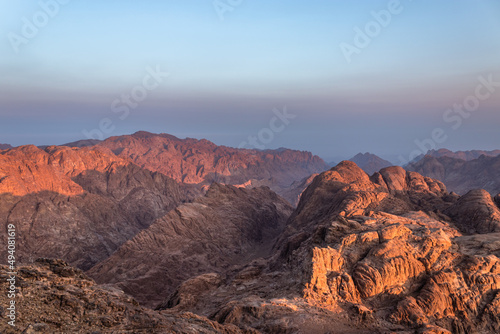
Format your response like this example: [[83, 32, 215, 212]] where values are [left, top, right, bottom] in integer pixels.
[[0, 259, 243, 333]]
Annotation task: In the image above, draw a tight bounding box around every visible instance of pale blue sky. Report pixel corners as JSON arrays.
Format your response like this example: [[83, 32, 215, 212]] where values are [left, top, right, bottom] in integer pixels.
[[1, 0, 499, 162]]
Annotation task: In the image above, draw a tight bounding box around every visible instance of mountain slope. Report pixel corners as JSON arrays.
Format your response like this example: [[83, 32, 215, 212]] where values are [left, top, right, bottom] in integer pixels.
[[62, 139, 102, 147], [0, 143, 12, 150], [280, 173, 319, 206], [88, 183, 293, 307], [445, 189, 500, 234], [349, 152, 392, 175]]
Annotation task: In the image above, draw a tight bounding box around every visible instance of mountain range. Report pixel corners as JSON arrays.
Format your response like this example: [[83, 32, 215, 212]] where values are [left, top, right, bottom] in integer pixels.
[[95, 131, 328, 204], [1, 133, 500, 333], [411, 148, 500, 162]]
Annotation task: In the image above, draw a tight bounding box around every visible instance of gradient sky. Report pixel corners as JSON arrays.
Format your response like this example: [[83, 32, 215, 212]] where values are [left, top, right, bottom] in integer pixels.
[[1, 0, 499, 163]]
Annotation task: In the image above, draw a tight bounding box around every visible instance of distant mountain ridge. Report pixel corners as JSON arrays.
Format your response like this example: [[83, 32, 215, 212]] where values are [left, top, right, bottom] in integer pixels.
[[349, 152, 392, 175], [63, 139, 102, 147], [6, 131, 328, 204], [95, 131, 328, 202], [0, 143, 12, 150], [406, 153, 500, 195], [411, 148, 500, 163]]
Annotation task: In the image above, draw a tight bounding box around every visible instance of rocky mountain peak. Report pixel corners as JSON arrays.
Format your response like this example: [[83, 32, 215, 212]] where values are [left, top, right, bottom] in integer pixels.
[[290, 161, 449, 236]]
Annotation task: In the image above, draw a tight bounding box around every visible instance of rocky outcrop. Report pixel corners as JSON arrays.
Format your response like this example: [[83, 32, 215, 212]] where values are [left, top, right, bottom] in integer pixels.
[[391, 253, 500, 333], [299, 213, 460, 306], [445, 189, 500, 234], [271, 164, 500, 332], [407, 154, 500, 195], [0, 259, 243, 333], [97, 131, 328, 198], [288, 162, 448, 234], [88, 184, 293, 307], [349, 152, 392, 175]]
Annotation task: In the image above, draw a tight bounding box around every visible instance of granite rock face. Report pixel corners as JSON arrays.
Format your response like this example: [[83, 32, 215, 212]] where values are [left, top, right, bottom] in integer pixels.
[[445, 189, 500, 233], [0, 145, 126, 196]]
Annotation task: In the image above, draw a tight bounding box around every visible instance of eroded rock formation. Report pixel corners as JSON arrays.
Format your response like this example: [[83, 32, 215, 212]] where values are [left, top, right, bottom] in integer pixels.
[[445, 189, 500, 233]]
